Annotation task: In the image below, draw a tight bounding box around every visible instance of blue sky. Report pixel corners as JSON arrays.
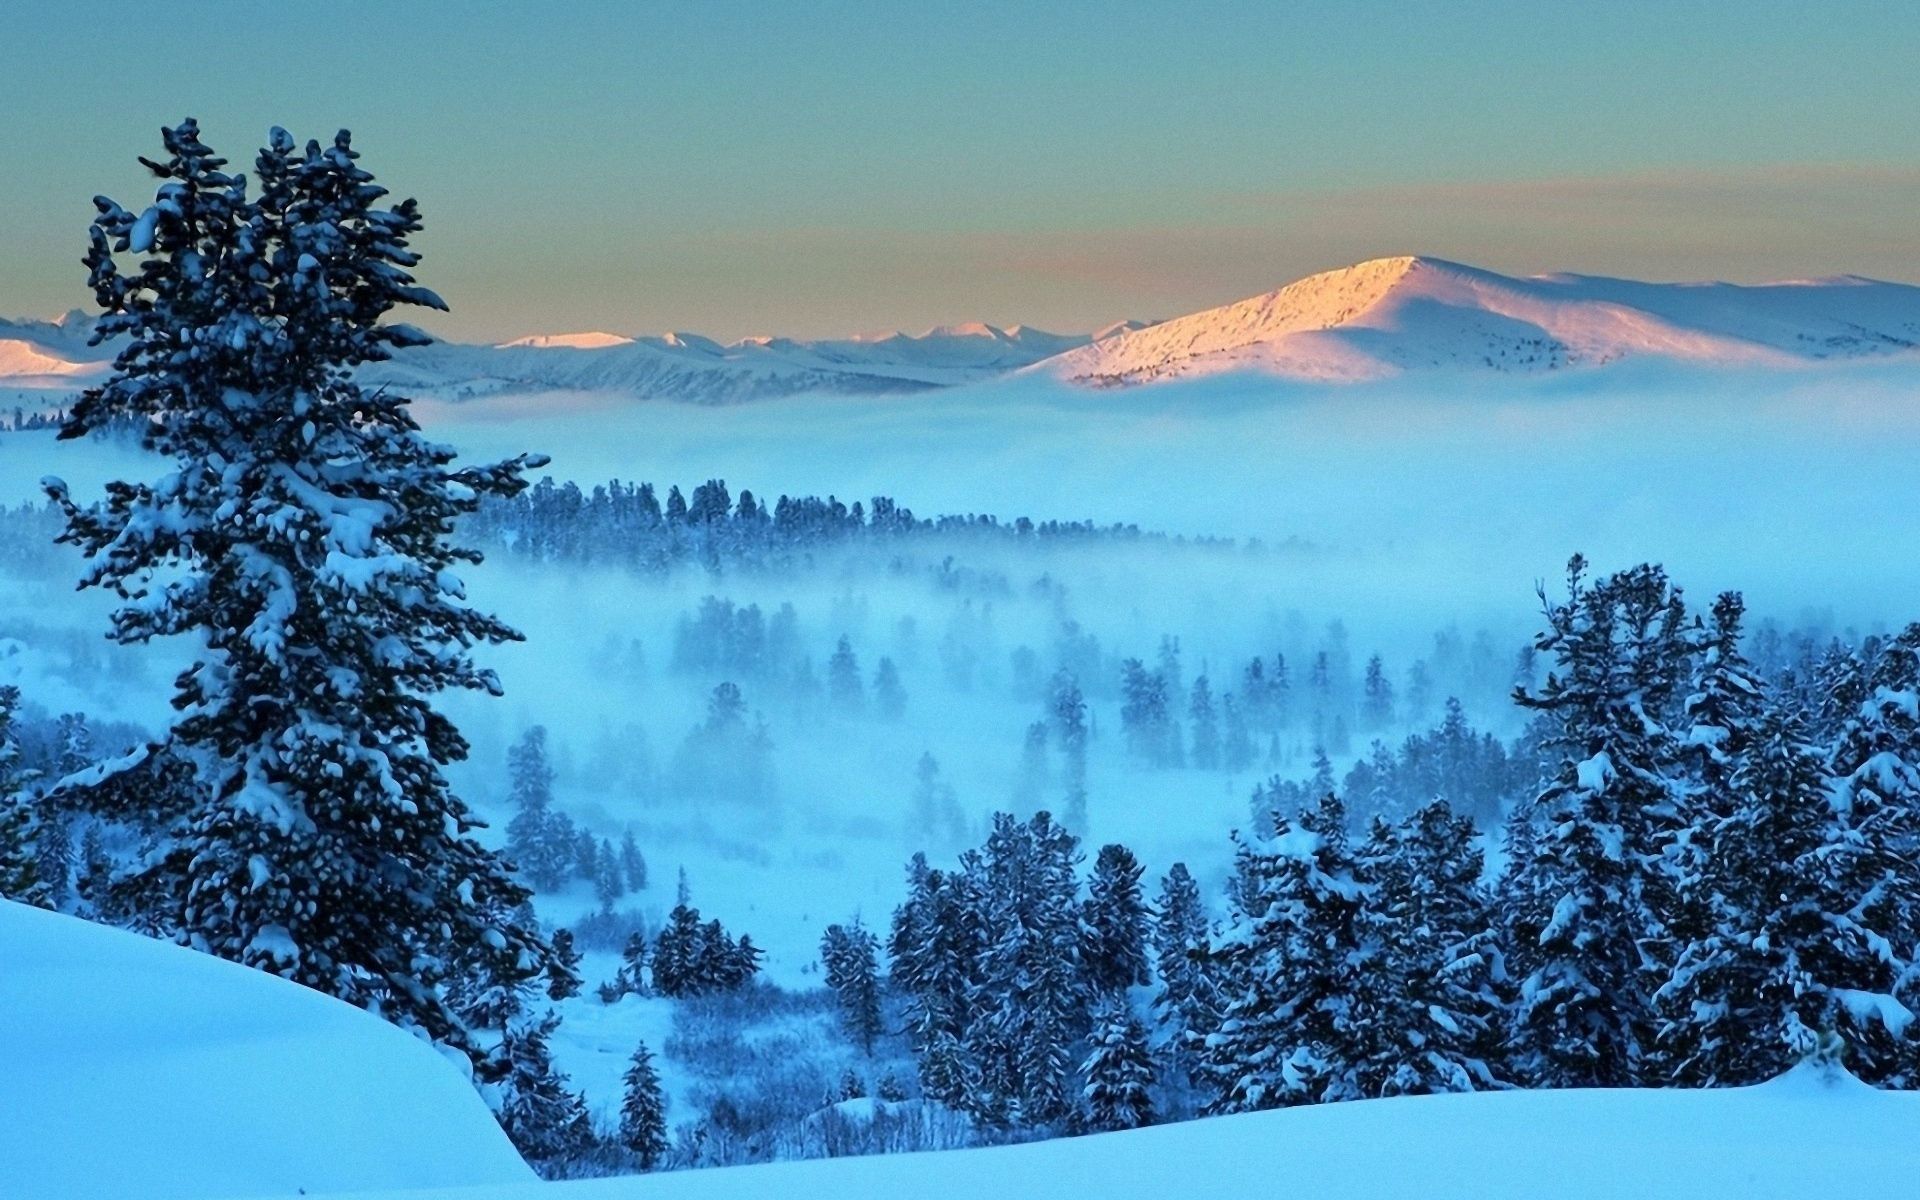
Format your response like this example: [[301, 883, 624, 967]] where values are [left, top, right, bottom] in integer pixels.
[[3, 0, 1917, 339]]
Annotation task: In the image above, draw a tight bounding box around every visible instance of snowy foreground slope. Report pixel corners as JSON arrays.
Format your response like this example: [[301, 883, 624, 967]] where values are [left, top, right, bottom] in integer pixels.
[[8, 898, 1920, 1200], [333, 1064, 1920, 1200], [0, 900, 533, 1200]]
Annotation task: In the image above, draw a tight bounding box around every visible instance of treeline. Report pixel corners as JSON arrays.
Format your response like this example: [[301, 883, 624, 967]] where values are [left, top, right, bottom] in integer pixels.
[[465, 476, 1238, 574]]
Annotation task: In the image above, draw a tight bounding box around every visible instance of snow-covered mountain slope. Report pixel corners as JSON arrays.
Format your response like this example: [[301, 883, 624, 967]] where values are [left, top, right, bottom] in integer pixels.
[[331, 1060, 1918, 1200], [0, 311, 110, 389], [1035, 255, 1920, 385], [0, 900, 532, 1200], [10, 256, 1920, 401], [361, 322, 1100, 403]]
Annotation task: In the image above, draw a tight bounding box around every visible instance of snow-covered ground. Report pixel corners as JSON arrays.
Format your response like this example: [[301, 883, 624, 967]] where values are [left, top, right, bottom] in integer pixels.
[[0, 899, 533, 1200], [325, 1067, 1920, 1200], [9, 888, 1916, 1200]]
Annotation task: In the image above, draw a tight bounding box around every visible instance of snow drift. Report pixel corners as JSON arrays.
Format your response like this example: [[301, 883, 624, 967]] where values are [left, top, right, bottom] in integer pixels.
[[0, 899, 533, 1200], [324, 1059, 1920, 1199]]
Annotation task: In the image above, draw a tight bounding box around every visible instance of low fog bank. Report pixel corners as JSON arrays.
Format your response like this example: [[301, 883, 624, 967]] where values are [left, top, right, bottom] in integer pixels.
[[2, 359, 1917, 984], [408, 358, 1920, 631]]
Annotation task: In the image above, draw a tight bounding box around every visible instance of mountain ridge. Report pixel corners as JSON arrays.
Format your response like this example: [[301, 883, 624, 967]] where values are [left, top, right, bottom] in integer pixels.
[[6, 256, 1920, 403]]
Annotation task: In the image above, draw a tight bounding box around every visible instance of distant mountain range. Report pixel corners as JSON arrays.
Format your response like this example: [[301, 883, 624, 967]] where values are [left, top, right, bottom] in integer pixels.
[[7, 257, 1919, 404]]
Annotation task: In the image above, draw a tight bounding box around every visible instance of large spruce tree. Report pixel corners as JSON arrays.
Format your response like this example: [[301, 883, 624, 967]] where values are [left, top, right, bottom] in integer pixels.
[[43, 120, 549, 1069], [1503, 557, 1693, 1087]]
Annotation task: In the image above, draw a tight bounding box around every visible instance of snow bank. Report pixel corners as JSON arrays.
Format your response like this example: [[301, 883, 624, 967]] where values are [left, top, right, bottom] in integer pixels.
[[0, 900, 533, 1200], [332, 1062, 1920, 1200]]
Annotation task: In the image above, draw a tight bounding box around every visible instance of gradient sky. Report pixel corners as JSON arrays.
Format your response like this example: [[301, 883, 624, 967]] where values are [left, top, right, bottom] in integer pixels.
[[3, 0, 1917, 341]]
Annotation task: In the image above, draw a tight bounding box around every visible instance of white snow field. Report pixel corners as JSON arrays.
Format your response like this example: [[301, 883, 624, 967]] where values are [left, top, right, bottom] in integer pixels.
[[340, 1062, 1918, 1200], [10, 880, 1916, 1200], [0, 899, 534, 1200]]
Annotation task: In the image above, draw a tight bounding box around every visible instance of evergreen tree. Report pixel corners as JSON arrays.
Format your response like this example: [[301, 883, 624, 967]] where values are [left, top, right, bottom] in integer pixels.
[[889, 853, 982, 1107], [492, 1009, 595, 1166], [1082, 843, 1152, 995], [1504, 557, 1694, 1087], [821, 918, 884, 1054], [506, 726, 576, 891], [1198, 794, 1365, 1112], [828, 635, 865, 714], [1335, 803, 1507, 1097], [619, 830, 648, 891], [873, 656, 907, 721], [1810, 627, 1920, 1084], [1079, 997, 1156, 1132], [910, 751, 965, 846], [43, 121, 549, 1067], [1361, 654, 1395, 730], [594, 838, 626, 905], [1152, 862, 1214, 1099], [1189, 676, 1220, 771], [545, 928, 583, 1001], [1220, 694, 1255, 773], [964, 811, 1086, 1127], [619, 1041, 670, 1170], [1050, 672, 1089, 832], [0, 686, 39, 902]]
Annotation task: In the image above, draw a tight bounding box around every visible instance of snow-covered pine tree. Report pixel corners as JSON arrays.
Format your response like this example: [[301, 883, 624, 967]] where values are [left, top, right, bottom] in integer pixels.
[[1335, 803, 1507, 1098], [1050, 672, 1089, 832], [43, 122, 549, 1067], [1198, 793, 1366, 1113], [506, 726, 576, 891], [1659, 699, 1837, 1083], [1079, 996, 1156, 1132], [873, 656, 907, 721], [964, 811, 1086, 1127], [1361, 654, 1395, 730], [1082, 843, 1152, 995], [1813, 627, 1920, 1084], [0, 685, 39, 902], [492, 1008, 595, 1169], [594, 838, 626, 905], [828, 635, 865, 715], [889, 852, 982, 1106], [619, 1040, 670, 1170], [1152, 862, 1214, 1074], [545, 928, 584, 1001], [821, 918, 884, 1054], [1189, 676, 1220, 771], [1504, 557, 1694, 1087], [619, 830, 648, 891]]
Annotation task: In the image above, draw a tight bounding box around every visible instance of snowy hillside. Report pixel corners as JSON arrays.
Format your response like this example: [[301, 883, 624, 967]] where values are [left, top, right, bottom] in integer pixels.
[[0, 899, 533, 1200], [362, 322, 1105, 403], [0, 316, 1101, 404], [320, 1062, 1919, 1200], [13, 256, 1920, 406], [1036, 255, 1920, 384]]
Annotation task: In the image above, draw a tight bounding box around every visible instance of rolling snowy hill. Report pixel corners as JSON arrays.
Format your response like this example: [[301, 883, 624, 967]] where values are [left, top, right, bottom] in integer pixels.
[[11, 888, 1917, 1200], [1036, 256, 1920, 385], [344, 1062, 1920, 1200], [0, 899, 533, 1200]]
